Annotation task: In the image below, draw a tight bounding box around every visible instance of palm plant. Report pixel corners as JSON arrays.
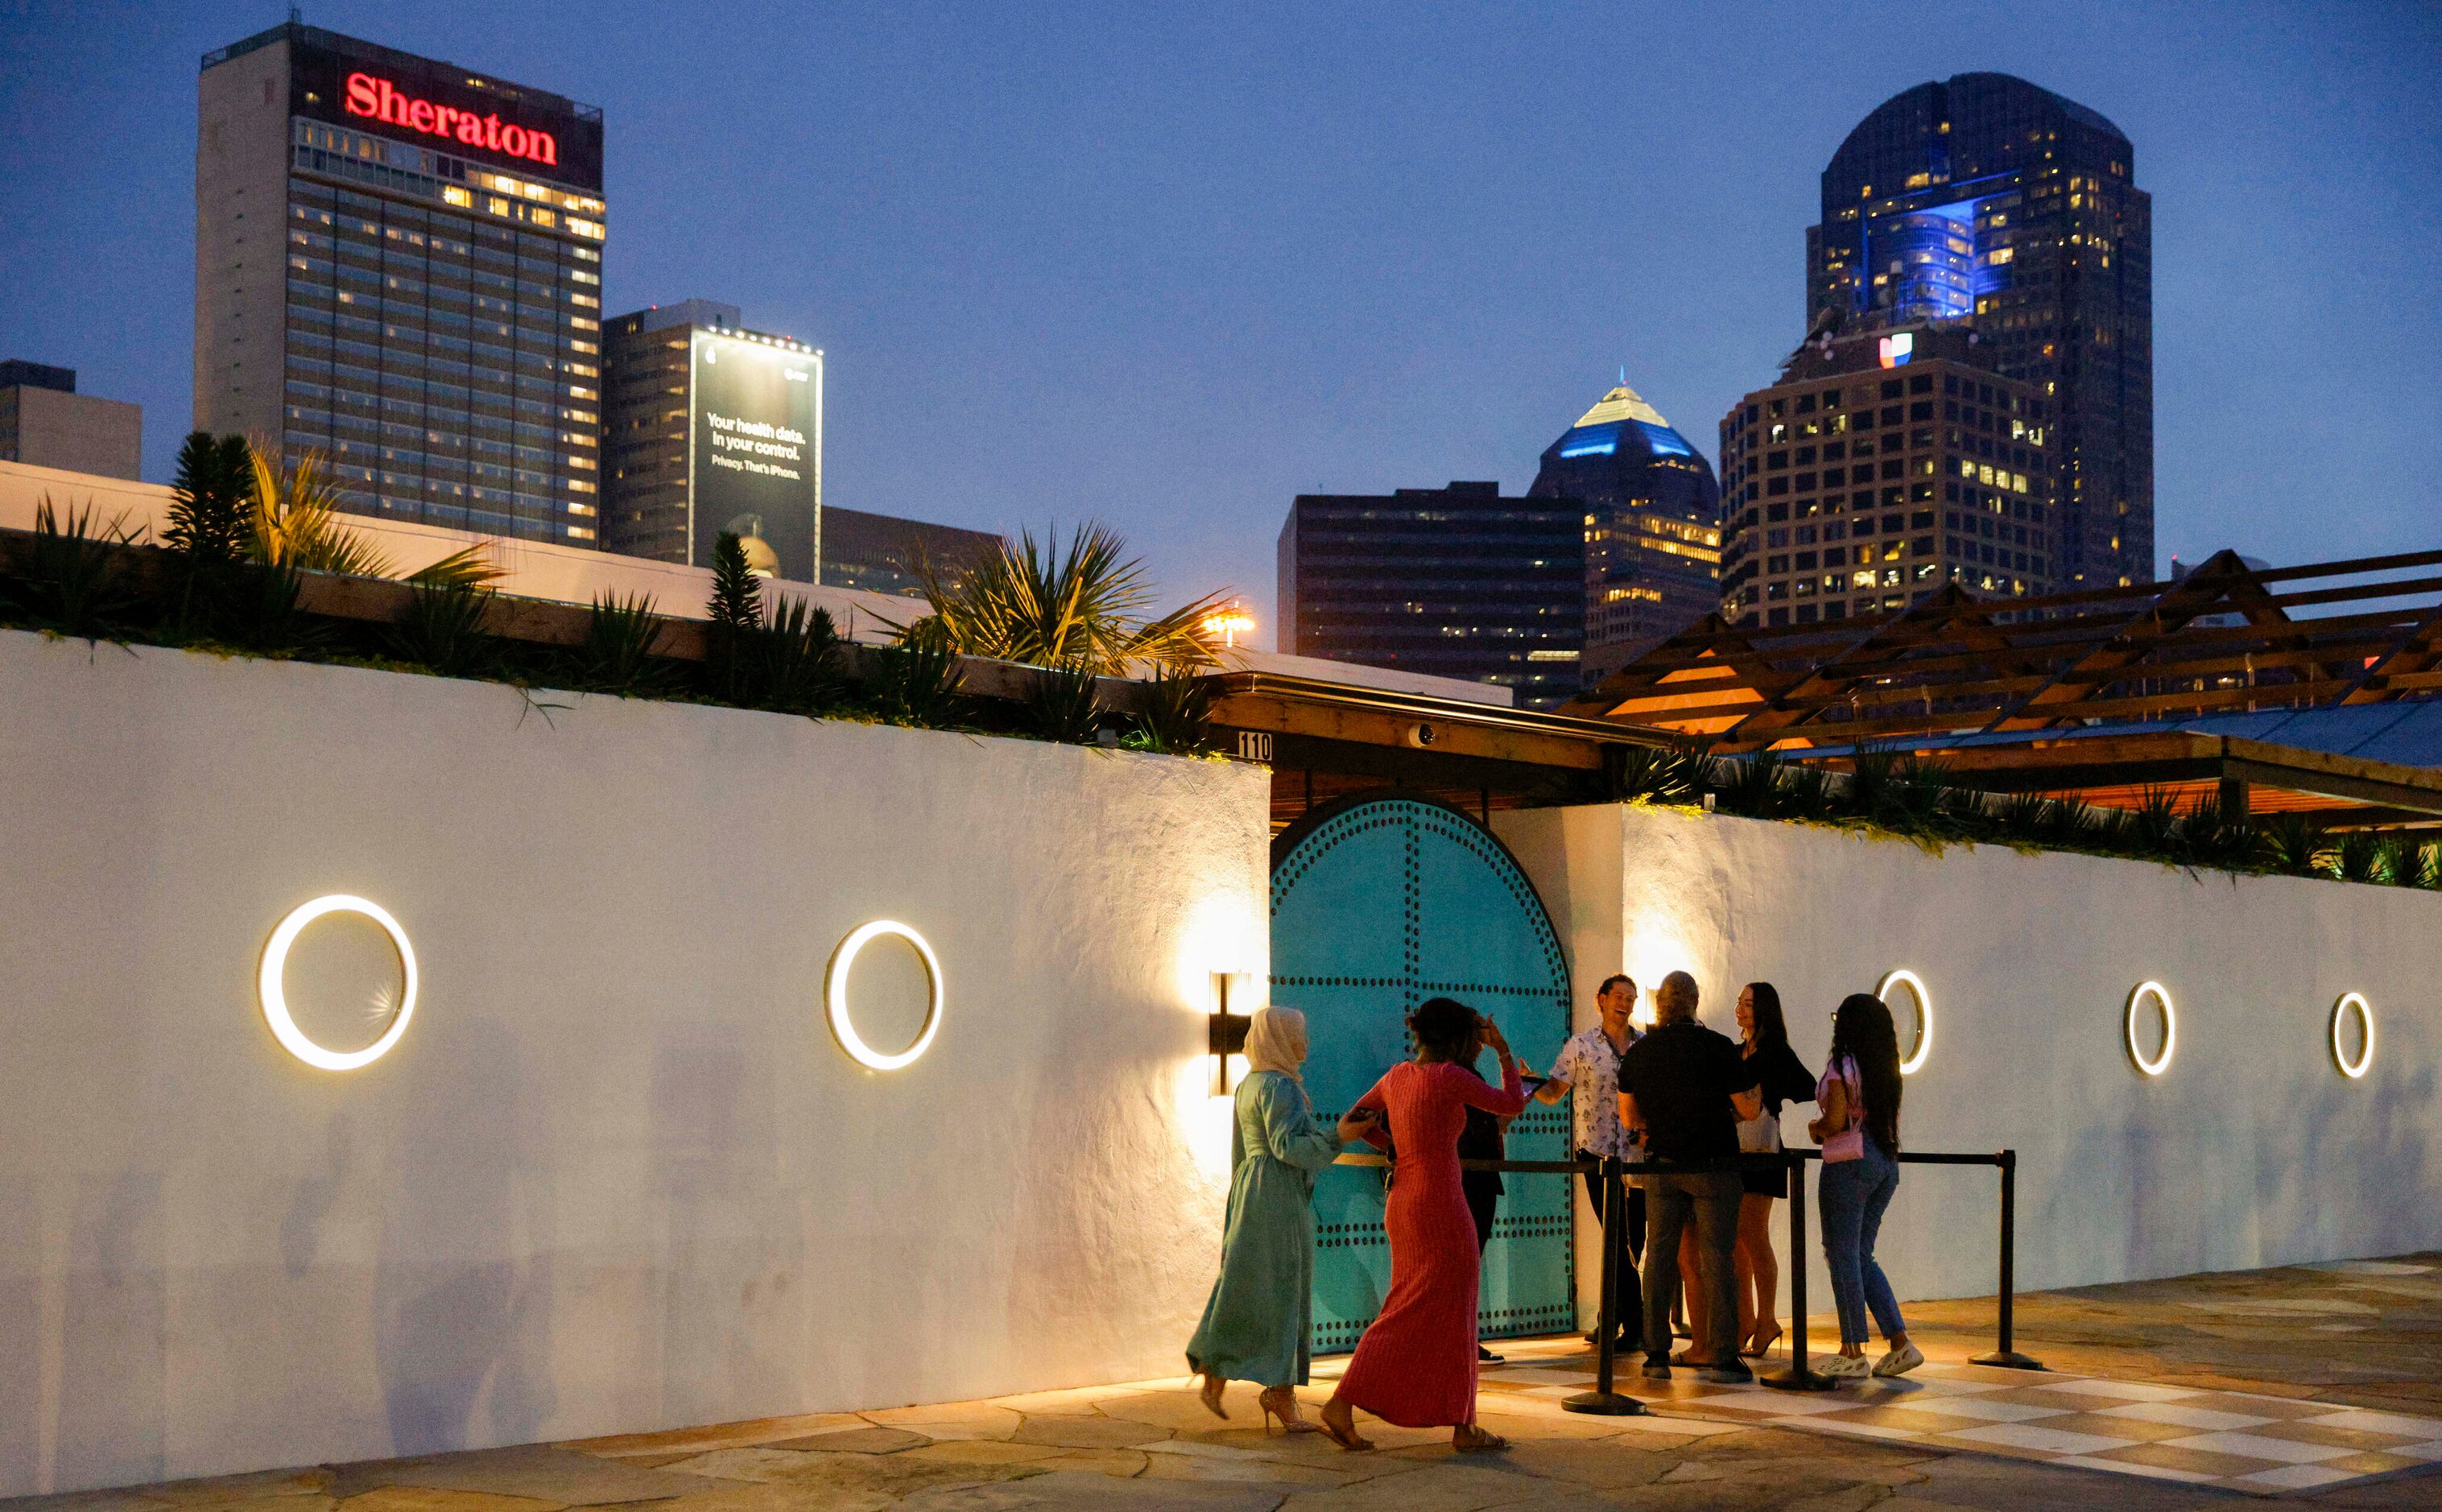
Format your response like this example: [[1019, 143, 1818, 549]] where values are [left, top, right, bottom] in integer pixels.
[[246, 441, 498, 586], [870, 617, 969, 726], [903, 522, 1226, 675], [5, 497, 138, 638], [571, 592, 673, 696], [1024, 659, 1105, 744]]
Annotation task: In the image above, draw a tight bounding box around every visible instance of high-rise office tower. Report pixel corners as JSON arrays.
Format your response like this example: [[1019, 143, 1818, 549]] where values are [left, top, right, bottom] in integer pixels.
[[1808, 72, 2150, 589], [602, 302, 822, 580], [1527, 381, 1721, 684], [196, 23, 608, 544], [1717, 324, 2056, 628], [820, 506, 1003, 597], [1277, 481, 1583, 708]]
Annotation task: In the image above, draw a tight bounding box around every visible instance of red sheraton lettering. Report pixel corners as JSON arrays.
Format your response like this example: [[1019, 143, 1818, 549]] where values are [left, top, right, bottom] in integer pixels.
[[341, 71, 558, 168]]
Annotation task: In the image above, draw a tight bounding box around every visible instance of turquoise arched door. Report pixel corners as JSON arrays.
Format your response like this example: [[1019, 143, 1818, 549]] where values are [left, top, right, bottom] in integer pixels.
[[1270, 795, 1575, 1353]]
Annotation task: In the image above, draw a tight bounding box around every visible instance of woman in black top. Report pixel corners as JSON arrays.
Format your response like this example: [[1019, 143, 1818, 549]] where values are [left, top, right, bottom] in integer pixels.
[[1733, 982, 1816, 1357]]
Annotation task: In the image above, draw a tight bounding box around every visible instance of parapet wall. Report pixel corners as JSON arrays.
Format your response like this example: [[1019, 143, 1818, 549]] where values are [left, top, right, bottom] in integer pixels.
[[0, 629, 1269, 1497], [1496, 804, 2442, 1320]]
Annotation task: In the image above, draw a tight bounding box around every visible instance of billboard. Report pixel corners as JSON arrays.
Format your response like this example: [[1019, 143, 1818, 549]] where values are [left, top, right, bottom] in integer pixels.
[[691, 333, 821, 581]]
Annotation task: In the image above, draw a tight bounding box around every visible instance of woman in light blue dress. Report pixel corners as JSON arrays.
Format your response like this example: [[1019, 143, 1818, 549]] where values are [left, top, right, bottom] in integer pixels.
[[1186, 1006, 1357, 1432]]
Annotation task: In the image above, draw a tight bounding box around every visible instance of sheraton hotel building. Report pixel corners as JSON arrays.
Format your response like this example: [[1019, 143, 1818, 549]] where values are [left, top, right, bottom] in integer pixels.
[[196, 23, 609, 543]]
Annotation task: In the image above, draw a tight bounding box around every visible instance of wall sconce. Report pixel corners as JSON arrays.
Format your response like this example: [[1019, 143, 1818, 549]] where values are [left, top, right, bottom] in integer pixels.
[[2125, 981, 2175, 1077], [259, 894, 418, 1071], [1210, 970, 1260, 1096], [826, 920, 944, 1071], [1877, 969, 1932, 1076], [2331, 992, 2373, 1080]]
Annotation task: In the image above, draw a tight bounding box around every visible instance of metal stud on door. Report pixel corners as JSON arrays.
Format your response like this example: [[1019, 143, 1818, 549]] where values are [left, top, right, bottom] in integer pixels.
[[1270, 795, 1575, 1353]]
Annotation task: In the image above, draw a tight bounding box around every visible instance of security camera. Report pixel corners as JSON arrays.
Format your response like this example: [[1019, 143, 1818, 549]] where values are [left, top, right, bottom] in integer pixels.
[[1406, 722, 1439, 749]]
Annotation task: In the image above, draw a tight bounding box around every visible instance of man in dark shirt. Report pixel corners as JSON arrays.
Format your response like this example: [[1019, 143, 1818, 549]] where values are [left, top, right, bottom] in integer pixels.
[[1616, 971, 1762, 1382]]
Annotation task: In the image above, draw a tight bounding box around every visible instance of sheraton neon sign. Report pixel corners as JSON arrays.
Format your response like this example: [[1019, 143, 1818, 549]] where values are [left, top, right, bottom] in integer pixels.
[[344, 71, 559, 167]]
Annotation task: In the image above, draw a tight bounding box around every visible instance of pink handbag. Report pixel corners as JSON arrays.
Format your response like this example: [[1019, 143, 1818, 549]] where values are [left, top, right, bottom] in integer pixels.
[[1817, 1056, 1866, 1163]]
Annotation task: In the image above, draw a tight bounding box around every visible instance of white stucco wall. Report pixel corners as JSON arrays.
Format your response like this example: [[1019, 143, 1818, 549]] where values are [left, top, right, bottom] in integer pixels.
[[0, 628, 1268, 1498], [1496, 803, 2442, 1328]]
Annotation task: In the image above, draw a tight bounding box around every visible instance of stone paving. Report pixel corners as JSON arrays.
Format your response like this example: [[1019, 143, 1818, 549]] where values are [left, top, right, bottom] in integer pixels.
[[10, 1254, 2442, 1511]]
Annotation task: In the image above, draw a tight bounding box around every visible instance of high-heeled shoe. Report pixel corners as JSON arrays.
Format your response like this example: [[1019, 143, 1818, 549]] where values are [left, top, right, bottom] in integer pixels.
[[1258, 1386, 1319, 1434], [1316, 1399, 1374, 1452], [1742, 1322, 1784, 1359], [1198, 1371, 1229, 1420]]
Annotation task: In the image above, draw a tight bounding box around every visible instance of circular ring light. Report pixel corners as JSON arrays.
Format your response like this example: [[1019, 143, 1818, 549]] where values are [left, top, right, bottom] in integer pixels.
[[258, 894, 418, 1071], [2331, 992, 2374, 1080], [2124, 981, 2176, 1077], [1877, 969, 1933, 1075], [825, 920, 943, 1071]]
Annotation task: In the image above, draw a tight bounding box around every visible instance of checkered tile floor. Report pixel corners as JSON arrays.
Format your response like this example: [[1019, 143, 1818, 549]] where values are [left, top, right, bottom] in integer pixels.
[[1370, 1346, 2442, 1496]]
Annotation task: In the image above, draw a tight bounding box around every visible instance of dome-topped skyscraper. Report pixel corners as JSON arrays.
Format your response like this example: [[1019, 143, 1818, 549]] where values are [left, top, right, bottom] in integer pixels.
[[1529, 381, 1721, 684], [1807, 72, 2151, 590]]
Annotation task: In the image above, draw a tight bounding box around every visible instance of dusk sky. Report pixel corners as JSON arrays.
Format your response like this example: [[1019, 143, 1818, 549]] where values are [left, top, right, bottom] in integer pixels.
[[4, 1, 2436, 646]]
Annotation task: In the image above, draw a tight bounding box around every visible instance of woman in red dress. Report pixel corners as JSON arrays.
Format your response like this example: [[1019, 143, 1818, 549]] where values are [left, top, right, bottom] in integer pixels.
[[1319, 998, 1527, 1452]]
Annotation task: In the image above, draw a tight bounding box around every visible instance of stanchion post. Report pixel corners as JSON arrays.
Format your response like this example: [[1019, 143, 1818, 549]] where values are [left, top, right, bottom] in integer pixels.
[[1971, 1148, 2043, 1369], [1564, 1156, 1647, 1415], [1762, 1151, 1833, 1390]]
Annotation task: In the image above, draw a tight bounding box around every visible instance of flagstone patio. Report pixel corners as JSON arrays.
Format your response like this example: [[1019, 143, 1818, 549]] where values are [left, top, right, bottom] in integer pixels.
[[10, 1253, 2441, 1510]]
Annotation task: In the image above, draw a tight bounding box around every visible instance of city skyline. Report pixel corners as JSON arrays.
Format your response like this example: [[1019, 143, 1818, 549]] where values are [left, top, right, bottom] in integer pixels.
[[3, 1, 2437, 647]]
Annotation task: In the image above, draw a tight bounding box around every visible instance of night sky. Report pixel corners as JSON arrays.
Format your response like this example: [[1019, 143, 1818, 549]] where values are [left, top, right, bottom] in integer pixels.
[[4, 1, 2436, 645]]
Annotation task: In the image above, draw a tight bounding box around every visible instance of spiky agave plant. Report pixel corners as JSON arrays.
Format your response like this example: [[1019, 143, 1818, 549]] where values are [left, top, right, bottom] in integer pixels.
[[387, 580, 498, 677], [1024, 659, 1105, 744], [1885, 754, 1958, 834], [4, 497, 138, 638], [1604, 742, 1694, 804], [1716, 749, 1786, 818], [1845, 744, 1899, 823], [2333, 830, 2385, 884], [903, 522, 1227, 675], [2180, 792, 2261, 872], [1779, 760, 1833, 819], [2258, 812, 2332, 878], [572, 592, 673, 696], [753, 597, 845, 714], [1996, 790, 2053, 843], [2126, 785, 2188, 861], [1126, 665, 1216, 755], [2375, 834, 2426, 889], [871, 617, 969, 726]]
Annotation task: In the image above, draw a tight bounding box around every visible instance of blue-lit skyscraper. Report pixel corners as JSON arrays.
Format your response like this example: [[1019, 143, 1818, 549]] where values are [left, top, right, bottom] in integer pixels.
[[1527, 382, 1721, 684], [1808, 72, 2151, 590]]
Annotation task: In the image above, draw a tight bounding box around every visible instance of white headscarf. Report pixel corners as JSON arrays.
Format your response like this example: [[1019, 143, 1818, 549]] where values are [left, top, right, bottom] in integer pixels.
[[1242, 1006, 1309, 1080]]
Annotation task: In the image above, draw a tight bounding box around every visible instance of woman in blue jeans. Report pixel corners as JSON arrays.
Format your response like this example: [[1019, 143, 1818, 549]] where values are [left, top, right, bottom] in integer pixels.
[[1806, 993, 1921, 1381]]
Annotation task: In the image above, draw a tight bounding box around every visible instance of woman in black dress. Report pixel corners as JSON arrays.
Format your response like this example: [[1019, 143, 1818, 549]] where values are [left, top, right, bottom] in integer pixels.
[[1733, 982, 1816, 1357]]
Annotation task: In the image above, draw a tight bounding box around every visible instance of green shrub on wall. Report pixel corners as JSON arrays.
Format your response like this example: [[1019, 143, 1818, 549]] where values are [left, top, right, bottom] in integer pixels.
[[0, 434, 1223, 762]]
